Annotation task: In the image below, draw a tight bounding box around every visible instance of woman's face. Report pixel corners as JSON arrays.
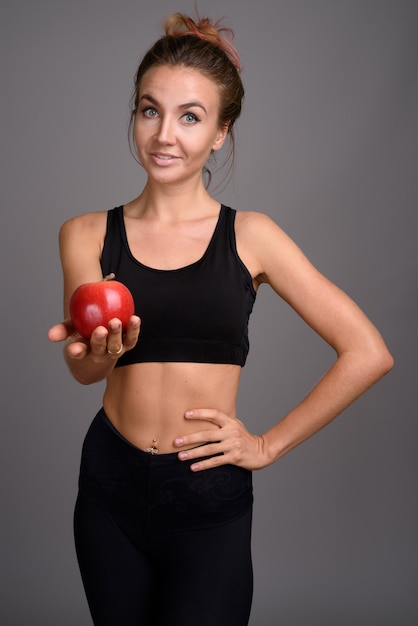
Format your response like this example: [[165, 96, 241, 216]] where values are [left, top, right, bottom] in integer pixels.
[[134, 65, 228, 186]]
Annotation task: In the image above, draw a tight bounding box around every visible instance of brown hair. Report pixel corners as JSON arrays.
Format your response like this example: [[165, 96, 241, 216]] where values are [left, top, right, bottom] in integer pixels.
[[128, 13, 244, 188]]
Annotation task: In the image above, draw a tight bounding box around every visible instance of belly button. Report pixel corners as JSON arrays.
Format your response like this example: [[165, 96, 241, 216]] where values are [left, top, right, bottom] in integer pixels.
[[145, 438, 159, 454]]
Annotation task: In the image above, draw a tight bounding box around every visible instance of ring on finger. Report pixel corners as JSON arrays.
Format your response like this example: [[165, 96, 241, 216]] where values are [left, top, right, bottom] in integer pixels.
[[107, 345, 123, 356]]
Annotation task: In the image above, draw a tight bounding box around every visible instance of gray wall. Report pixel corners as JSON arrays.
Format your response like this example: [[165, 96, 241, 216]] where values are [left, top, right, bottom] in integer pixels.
[[1, 1, 417, 624]]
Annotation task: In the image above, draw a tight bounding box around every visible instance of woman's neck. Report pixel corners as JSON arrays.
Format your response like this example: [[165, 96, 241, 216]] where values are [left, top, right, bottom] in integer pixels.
[[126, 178, 219, 222]]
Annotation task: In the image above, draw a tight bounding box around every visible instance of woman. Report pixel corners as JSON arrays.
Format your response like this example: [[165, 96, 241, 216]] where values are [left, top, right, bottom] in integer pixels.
[[48, 13, 393, 626]]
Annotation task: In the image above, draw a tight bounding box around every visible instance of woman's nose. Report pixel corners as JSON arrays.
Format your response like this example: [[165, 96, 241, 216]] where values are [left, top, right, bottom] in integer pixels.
[[157, 117, 176, 144]]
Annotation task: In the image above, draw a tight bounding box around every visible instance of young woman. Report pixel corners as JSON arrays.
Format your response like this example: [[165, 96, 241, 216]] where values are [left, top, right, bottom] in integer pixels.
[[48, 13, 393, 626]]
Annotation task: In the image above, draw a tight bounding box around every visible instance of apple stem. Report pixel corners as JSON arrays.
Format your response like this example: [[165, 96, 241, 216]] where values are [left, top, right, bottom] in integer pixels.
[[103, 273, 115, 282]]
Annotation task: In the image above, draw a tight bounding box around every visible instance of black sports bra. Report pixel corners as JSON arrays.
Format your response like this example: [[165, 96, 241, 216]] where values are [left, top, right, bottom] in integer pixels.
[[100, 205, 256, 367]]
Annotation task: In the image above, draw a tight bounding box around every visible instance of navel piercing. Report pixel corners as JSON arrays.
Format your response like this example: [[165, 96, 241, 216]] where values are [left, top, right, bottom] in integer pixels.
[[145, 438, 159, 454]]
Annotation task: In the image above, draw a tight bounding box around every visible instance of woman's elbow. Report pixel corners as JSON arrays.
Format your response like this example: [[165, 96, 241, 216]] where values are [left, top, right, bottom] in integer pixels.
[[380, 347, 395, 376], [369, 343, 394, 380]]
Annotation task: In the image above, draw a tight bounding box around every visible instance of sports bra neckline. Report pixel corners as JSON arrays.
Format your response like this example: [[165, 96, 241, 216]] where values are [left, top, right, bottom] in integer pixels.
[[117, 204, 226, 274]]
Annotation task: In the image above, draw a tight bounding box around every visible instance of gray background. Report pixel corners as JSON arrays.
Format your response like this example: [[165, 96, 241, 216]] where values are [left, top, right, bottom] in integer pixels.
[[1, 0, 417, 624]]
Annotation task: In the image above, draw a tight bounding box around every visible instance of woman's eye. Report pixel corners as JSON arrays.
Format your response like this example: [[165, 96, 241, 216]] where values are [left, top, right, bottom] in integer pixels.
[[142, 107, 158, 118], [183, 113, 199, 124]]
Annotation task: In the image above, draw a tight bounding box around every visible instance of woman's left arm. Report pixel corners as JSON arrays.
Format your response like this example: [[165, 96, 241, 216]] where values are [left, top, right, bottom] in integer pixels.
[[248, 212, 394, 465], [176, 212, 394, 471]]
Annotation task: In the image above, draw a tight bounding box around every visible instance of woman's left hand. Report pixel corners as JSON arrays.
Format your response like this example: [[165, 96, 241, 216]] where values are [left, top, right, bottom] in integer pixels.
[[174, 409, 270, 472]]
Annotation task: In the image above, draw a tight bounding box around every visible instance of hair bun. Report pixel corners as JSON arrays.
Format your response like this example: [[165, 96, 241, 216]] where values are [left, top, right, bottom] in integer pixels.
[[164, 12, 242, 72]]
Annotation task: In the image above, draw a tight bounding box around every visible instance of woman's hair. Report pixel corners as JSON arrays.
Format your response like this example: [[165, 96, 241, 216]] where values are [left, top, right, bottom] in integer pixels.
[[129, 13, 244, 189]]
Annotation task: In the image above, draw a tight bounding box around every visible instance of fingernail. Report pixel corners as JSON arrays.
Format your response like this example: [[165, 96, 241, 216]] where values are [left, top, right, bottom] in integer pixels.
[[190, 463, 199, 472], [178, 452, 188, 460], [174, 437, 184, 446], [185, 411, 194, 417]]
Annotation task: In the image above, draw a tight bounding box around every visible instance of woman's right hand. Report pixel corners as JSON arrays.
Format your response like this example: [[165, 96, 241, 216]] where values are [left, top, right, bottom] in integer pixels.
[[48, 315, 140, 383], [48, 315, 141, 359]]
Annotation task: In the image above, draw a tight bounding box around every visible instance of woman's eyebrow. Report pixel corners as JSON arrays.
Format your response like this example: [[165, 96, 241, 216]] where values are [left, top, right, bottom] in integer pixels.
[[139, 94, 207, 114], [138, 93, 159, 105], [178, 101, 207, 114]]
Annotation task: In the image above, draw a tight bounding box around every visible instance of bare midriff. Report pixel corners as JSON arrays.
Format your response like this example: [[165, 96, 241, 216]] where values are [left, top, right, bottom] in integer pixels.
[[103, 362, 242, 453]]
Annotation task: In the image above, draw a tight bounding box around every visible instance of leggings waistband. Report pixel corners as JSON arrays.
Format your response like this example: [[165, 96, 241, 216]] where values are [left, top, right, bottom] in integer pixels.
[[100, 408, 209, 461]]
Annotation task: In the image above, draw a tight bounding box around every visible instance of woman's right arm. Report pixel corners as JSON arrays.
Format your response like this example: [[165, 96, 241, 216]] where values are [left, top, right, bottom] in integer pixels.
[[48, 213, 140, 384]]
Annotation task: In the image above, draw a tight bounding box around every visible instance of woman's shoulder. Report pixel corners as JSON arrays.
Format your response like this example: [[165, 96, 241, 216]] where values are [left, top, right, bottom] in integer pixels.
[[234, 209, 289, 246], [233, 210, 296, 285], [59, 209, 109, 244], [58, 210, 112, 266], [60, 209, 108, 233], [235, 209, 275, 225]]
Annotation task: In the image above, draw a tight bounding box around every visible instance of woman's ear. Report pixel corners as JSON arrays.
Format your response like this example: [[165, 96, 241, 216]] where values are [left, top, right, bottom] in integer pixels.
[[212, 123, 229, 152]]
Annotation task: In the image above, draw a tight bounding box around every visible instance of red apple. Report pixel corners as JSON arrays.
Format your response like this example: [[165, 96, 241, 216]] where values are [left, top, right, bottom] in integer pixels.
[[70, 279, 135, 339]]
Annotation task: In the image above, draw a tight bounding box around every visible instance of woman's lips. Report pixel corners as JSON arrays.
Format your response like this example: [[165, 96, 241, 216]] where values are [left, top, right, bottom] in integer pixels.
[[150, 152, 180, 165]]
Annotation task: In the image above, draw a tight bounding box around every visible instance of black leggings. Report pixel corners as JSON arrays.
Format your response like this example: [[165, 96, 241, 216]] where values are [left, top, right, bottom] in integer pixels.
[[74, 409, 254, 626]]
